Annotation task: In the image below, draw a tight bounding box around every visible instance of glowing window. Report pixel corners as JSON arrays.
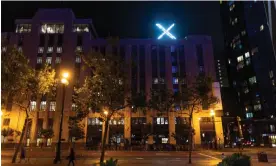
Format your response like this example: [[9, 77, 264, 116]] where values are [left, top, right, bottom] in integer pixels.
[[55, 57, 61, 64], [76, 56, 81, 63], [49, 101, 56, 111], [37, 57, 42, 64], [173, 77, 178, 84], [260, 25, 264, 31], [30, 101, 36, 111], [46, 57, 52, 64], [237, 56, 244, 62], [38, 47, 44, 53], [47, 47, 53, 53], [2, 47, 7, 52], [40, 101, 47, 111], [153, 78, 158, 84], [246, 112, 253, 118], [245, 52, 250, 58], [249, 76, 257, 84], [56, 47, 62, 53]]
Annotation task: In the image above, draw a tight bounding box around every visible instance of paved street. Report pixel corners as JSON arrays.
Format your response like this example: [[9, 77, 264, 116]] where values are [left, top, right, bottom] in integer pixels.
[[1, 148, 276, 166]]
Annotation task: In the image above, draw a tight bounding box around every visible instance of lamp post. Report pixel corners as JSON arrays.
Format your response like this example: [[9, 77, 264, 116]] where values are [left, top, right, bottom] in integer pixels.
[[53, 72, 69, 164], [210, 109, 218, 149]]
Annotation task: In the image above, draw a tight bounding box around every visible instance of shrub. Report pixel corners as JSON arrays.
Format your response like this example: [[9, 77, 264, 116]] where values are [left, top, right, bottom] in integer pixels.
[[218, 153, 251, 166], [100, 158, 119, 166]]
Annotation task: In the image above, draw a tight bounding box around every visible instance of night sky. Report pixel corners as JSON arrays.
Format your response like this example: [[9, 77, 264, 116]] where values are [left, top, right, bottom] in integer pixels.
[[2, 1, 224, 57]]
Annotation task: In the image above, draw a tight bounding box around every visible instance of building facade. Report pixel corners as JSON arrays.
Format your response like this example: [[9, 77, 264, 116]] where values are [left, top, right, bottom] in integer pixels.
[[220, 1, 276, 146], [1, 9, 223, 148]]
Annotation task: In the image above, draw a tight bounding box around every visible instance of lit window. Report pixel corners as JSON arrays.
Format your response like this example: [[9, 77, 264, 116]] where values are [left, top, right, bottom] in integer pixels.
[[47, 47, 53, 53], [237, 62, 244, 70], [49, 101, 56, 111], [270, 125, 275, 132], [244, 88, 249, 94], [37, 57, 42, 64], [269, 71, 274, 78], [228, 59, 231, 64], [18, 47, 22, 52], [254, 104, 261, 111], [38, 47, 44, 53], [30, 101, 36, 111], [241, 30, 246, 36], [84, 27, 89, 32], [73, 24, 89, 33], [237, 56, 244, 62], [46, 57, 52, 64], [41, 24, 64, 34], [76, 56, 81, 63], [55, 57, 61, 64], [245, 52, 250, 58], [272, 80, 275, 86], [153, 78, 158, 84], [234, 18, 238, 23], [246, 112, 253, 118], [172, 66, 177, 73], [72, 103, 77, 111], [2, 47, 7, 52], [260, 25, 264, 31], [16, 24, 31, 33], [40, 101, 46, 111], [173, 77, 178, 84], [245, 59, 251, 65], [249, 76, 257, 85], [76, 46, 82, 52], [56, 47, 62, 53]]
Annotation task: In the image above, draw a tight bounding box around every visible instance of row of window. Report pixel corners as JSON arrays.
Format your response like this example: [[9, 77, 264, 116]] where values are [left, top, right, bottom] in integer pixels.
[[38, 47, 62, 54], [41, 24, 64, 34], [37, 56, 81, 64], [30, 101, 56, 111], [16, 24, 31, 33]]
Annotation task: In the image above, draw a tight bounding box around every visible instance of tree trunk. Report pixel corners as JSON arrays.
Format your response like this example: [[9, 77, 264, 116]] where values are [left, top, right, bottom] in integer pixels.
[[100, 119, 109, 163], [188, 115, 193, 164], [11, 116, 28, 163]]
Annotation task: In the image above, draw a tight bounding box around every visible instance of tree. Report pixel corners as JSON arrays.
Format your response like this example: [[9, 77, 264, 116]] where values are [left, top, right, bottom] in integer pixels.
[[68, 117, 85, 143], [1, 128, 14, 143], [40, 129, 54, 147], [1, 46, 57, 163], [180, 75, 219, 164], [77, 49, 127, 163]]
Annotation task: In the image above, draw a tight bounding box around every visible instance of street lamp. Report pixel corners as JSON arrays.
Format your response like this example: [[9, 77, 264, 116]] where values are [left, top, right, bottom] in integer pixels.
[[53, 72, 69, 164], [210, 109, 218, 149], [104, 110, 108, 115]]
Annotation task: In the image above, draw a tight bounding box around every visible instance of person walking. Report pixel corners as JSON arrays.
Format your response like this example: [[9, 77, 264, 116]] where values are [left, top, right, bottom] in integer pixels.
[[67, 148, 75, 166]]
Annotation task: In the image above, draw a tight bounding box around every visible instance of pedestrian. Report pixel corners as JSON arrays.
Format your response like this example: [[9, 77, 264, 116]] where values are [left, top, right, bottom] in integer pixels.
[[67, 148, 75, 166], [19, 147, 26, 163]]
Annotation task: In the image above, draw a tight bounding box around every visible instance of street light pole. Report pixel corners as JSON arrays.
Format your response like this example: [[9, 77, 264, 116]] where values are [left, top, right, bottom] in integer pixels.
[[53, 73, 68, 164]]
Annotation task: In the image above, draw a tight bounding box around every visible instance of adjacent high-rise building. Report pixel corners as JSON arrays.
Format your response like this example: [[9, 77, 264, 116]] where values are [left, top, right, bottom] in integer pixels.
[[1, 9, 223, 148], [220, 1, 276, 146]]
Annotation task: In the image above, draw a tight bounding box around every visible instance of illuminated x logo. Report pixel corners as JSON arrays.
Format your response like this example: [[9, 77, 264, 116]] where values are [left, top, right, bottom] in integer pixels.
[[156, 23, 176, 40]]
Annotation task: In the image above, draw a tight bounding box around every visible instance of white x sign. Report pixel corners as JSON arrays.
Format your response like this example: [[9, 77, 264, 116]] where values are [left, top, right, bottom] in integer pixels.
[[156, 23, 176, 40]]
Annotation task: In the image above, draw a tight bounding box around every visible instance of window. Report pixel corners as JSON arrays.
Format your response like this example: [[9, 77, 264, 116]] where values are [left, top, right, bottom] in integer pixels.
[[159, 78, 165, 84], [56, 47, 62, 53], [88, 118, 103, 125], [237, 62, 244, 70], [3, 119, 10, 126], [47, 47, 53, 53], [18, 47, 22, 52], [38, 47, 44, 53], [72, 24, 89, 33], [49, 101, 56, 111], [237, 56, 244, 62], [30, 101, 36, 111], [16, 24, 31, 33], [228, 59, 231, 64], [153, 78, 158, 84], [241, 30, 246, 36], [244, 88, 249, 94], [76, 46, 82, 52], [172, 66, 177, 73], [173, 77, 178, 84], [245, 59, 251, 65], [162, 138, 168, 144], [253, 104, 261, 111], [72, 103, 77, 111], [41, 24, 64, 34], [245, 52, 250, 58], [40, 101, 46, 111], [37, 57, 42, 64], [46, 57, 52, 64], [234, 18, 238, 23], [249, 76, 257, 84], [2, 47, 7, 52], [246, 112, 253, 119], [75, 56, 81, 63], [55, 57, 61, 64], [269, 71, 274, 78], [270, 125, 275, 132], [260, 25, 264, 31]]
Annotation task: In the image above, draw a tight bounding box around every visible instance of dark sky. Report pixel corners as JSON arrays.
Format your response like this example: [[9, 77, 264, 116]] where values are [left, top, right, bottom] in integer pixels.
[[2, 1, 224, 57]]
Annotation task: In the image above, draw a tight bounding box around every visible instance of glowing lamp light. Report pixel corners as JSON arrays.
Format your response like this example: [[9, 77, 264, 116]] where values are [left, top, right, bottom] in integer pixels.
[[156, 23, 176, 40], [210, 109, 215, 117], [62, 72, 69, 78], [104, 111, 108, 115], [61, 78, 69, 85]]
